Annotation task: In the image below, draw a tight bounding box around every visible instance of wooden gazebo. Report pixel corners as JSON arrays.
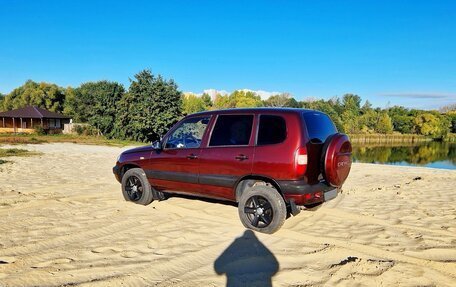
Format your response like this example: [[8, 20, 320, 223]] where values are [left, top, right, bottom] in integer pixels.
[[0, 106, 71, 134]]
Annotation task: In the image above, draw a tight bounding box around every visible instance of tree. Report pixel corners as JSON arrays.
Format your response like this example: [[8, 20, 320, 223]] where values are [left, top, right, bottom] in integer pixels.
[[0, 93, 4, 111], [439, 103, 456, 113], [341, 110, 359, 133], [286, 97, 300, 108], [201, 93, 212, 108], [230, 90, 263, 108], [446, 111, 456, 133], [342, 94, 361, 114], [113, 70, 182, 142], [413, 112, 449, 138], [213, 93, 233, 109], [182, 93, 206, 115], [79, 81, 125, 138], [388, 106, 414, 134], [1, 80, 65, 112], [63, 87, 79, 120], [359, 109, 378, 133], [264, 93, 291, 107], [375, 112, 393, 134], [336, 94, 361, 133]]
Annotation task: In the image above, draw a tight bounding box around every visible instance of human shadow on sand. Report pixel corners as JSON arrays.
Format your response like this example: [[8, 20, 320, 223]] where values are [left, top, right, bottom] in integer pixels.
[[214, 230, 279, 287]]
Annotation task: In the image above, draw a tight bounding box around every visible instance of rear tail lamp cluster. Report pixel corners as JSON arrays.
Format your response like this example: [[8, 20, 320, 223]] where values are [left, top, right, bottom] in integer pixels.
[[295, 146, 307, 176]]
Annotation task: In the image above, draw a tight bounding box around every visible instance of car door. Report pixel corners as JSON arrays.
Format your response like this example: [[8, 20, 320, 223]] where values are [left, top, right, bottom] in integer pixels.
[[145, 115, 211, 194], [198, 114, 256, 200]]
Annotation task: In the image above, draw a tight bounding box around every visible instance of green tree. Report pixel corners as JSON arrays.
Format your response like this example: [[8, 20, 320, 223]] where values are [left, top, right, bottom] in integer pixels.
[[114, 70, 182, 142], [286, 97, 300, 108], [264, 93, 291, 107], [62, 87, 79, 120], [1, 80, 65, 112], [342, 94, 361, 114], [446, 111, 456, 133], [413, 112, 449, 138], [213, 93, 233, 109], [230, 90, 263, 108], [201, 93, 212, 108], [341, 110, 359, 133], [359, 110, 378, 133], [375, 112, 393, 134], [339, 94, 362, 133], [0, 93, 4, 111], [182, 93, 206, 115], [66, 81, 125, 137], [388, 106, 414, 134]]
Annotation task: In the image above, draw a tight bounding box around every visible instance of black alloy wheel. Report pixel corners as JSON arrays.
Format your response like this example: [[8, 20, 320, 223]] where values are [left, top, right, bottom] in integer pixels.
[[243, 195, 274, 228], [125, 175, 144, 201]]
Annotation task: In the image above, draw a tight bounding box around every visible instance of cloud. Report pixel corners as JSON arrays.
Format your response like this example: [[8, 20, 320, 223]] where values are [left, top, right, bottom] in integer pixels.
[[239, 89, 281, 100], [379, 92, 456, 99]]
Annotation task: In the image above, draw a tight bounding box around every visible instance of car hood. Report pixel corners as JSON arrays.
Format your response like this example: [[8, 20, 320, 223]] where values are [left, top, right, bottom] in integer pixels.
[[122, 145, 155, 155]]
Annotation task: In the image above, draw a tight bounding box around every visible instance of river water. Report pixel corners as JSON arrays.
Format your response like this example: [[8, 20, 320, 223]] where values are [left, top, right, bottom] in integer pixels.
[[352, 141, 456, 170]]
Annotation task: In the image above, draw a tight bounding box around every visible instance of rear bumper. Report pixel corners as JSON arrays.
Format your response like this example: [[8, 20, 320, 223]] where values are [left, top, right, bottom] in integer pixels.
[[277, 180, 338, 205]]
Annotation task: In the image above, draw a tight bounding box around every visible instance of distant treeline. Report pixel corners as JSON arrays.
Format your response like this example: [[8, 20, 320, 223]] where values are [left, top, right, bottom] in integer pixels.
[[0, 69, 455, 142]]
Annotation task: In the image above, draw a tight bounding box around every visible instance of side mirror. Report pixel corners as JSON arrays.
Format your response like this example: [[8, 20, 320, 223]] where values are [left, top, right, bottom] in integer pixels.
[[152, 140, 162, 150]]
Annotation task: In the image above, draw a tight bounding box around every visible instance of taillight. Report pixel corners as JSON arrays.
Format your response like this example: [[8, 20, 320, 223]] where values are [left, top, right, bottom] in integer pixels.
[[295, 146, 307, 176]]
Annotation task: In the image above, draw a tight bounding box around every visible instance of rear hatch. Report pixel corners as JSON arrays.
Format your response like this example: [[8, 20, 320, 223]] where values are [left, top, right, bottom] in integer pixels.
[[302, 111, 352, 187]]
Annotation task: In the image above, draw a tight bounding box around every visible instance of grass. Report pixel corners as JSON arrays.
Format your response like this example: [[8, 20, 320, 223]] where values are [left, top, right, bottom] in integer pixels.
[[0, 133, 142, 147], [0, 159, 8, 165], [0, 148, 41, 157], [349, 133, 431, 144]]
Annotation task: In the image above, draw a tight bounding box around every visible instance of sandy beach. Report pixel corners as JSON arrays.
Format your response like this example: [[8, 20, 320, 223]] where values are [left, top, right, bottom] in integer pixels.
[[0, 143, 455, 287]]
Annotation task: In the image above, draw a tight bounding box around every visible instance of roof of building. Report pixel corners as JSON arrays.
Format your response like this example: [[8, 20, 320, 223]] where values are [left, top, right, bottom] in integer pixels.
[[0, 106, 71, 119]]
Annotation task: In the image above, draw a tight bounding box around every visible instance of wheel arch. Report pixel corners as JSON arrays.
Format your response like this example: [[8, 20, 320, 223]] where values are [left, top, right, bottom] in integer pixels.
[[120, 163, 142, 179], [234, 174, 284, 202]]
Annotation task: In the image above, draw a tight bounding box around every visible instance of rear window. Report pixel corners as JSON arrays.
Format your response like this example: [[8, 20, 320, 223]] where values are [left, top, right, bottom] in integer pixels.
[[302, 112, 337, 142], [209, 115, 254, 146], [257, 115, 287, 145]]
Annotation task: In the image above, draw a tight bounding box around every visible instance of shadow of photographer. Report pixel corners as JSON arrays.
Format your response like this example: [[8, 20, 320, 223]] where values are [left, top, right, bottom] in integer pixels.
[[214, 230, 279, 287]]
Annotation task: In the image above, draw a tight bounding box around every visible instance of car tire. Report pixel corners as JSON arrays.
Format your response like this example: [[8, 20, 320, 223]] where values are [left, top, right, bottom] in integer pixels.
[[121, 168, 154, 205], [238, 185, 287, 234]]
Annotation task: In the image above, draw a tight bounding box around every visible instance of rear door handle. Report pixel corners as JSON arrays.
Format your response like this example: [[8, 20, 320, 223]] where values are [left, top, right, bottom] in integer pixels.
[[235, 154, 249, 161], [187, 154, 198, 159]]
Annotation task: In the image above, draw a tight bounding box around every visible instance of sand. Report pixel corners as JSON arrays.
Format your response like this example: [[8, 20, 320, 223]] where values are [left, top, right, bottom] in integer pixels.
[[0, 143, 455, 287]]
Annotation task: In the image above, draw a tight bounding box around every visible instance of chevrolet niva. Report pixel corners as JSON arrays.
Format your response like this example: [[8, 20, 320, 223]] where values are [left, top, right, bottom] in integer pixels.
[[113, 108, 352, 233]]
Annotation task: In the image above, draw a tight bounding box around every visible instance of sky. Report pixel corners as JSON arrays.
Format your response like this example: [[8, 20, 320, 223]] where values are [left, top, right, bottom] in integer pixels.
[[0, 0, 455, 109]]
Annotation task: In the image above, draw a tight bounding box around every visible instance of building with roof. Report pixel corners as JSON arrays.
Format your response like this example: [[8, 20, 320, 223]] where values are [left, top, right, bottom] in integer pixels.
[[0, 106, 71, 134]]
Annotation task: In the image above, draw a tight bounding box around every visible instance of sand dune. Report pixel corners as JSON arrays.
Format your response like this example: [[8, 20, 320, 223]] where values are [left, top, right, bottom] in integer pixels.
[[0, 143, 455, 286]]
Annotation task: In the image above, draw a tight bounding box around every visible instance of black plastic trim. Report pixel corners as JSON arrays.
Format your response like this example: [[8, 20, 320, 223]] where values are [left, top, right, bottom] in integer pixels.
[[144, 170, 237, 187], [145, 170, 198, 184], [277, 180, 334, 195], [199, 174, 237, 187], [113, 165, 121, 182]]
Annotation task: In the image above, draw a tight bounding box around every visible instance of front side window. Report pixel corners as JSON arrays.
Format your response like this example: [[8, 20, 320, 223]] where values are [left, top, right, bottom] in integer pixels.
[[209, 115, 254, 146], [165, 116, 210, 149], [257, 115, 287, 145]]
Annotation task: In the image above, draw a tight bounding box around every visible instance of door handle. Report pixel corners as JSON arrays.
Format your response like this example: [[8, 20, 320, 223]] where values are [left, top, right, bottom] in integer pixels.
[[187, 154, 198, 159], [235, 154, 249, 161]]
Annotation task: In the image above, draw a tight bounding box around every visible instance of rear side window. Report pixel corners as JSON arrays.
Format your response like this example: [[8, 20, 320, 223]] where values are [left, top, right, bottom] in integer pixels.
[[303, 112, 337, 142], [209, 115, 254, 146], [257, 115, 287, 145]]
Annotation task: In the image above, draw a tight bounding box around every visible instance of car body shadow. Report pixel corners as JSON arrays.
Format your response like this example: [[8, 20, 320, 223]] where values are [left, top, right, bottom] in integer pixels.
[[214, 230, 279, 287], [164, 192, 238, 207]]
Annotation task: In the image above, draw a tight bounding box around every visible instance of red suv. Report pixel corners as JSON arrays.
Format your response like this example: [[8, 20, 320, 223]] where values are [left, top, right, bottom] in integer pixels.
[[113, 108, 352, 233]]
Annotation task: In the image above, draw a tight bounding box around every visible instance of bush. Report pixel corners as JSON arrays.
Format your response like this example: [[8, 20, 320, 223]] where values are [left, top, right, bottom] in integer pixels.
[[34, 126, 47, 135], [74, 124, 98, 136]]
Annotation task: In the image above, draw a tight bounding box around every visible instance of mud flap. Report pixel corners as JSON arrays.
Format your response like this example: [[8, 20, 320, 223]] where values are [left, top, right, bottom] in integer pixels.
[[289, 199, 301, 216]]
